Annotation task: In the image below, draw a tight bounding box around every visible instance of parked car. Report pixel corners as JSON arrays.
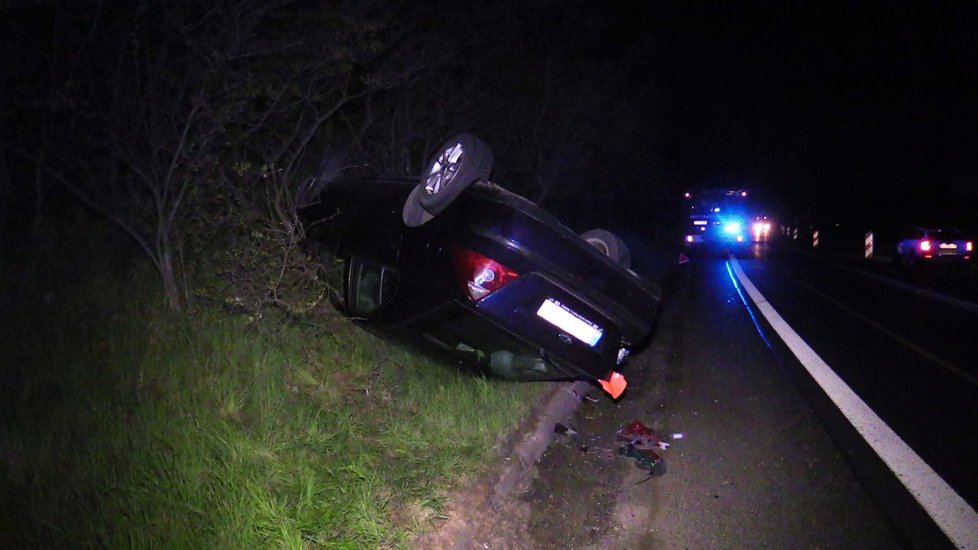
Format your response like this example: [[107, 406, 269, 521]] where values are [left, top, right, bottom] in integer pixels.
[[297, 134, 661, 398], [895, 227, 973, 264]]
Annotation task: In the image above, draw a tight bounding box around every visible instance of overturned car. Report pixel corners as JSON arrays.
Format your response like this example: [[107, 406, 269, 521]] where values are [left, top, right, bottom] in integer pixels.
[[297, 134, 660, 398]]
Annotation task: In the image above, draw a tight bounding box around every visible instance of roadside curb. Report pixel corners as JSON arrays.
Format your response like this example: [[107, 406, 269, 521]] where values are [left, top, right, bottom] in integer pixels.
[[489, 380, 592, 507], [415, 379, 591, 549]]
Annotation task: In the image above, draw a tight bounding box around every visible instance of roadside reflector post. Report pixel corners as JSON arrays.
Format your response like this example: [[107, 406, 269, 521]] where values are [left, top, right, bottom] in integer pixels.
[[865, 231, 874, 259], [792, 227, 798, 241], [813, 230, 820, 248]]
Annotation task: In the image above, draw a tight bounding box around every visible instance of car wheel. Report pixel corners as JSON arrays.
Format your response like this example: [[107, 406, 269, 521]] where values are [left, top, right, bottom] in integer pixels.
[[419, 133, 493, 214], [402, 183, 435, 227], [581, 229, 631, 269]]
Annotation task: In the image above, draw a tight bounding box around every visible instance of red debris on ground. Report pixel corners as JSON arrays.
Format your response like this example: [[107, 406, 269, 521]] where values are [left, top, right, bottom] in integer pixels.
[[616, 419, 669, 450], [616, 419, 673, 475]]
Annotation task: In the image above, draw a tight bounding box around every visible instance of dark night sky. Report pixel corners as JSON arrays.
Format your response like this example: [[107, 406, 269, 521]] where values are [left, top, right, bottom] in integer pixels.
[[643, 2, 978, 225], [3, 2, 974, 231]]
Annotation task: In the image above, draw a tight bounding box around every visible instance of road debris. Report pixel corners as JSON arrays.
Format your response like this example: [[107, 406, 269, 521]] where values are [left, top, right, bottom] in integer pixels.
[[598, 371, 628, 399], [616, 419, 669, 450], [553, 423, 578, 436], [618, 443, 660, 470], [616, 419, 674, 476]]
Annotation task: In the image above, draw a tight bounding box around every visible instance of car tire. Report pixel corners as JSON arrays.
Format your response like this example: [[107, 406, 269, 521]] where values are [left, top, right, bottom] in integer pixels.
[[581, 229, 631, 269], [402, 183, 435, 227], [418, 133, 493, 215]]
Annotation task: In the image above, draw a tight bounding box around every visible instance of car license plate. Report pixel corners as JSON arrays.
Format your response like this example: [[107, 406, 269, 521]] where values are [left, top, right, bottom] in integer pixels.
[[536, 298, 603, 347], [939, 243, 957, 250]]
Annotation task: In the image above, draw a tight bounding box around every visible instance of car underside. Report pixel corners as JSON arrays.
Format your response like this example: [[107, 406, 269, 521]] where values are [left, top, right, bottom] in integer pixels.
[[299, 135, 661, 397]]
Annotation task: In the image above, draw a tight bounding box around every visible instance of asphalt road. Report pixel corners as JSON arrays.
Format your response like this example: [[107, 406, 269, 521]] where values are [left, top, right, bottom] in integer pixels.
[[476, 244, 978, 548], [735, 245, 978, 548]]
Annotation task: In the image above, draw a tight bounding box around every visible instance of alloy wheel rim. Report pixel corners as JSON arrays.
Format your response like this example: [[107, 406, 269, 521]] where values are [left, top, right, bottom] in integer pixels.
[[424, 142, 465, 195]]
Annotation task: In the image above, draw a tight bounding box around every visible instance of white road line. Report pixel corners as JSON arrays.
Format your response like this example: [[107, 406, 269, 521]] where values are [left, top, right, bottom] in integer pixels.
[[833, 261, 978, 315], [786, 246, 978, 315], [729, 256, 978, 550], [770, 264, 978, 389]]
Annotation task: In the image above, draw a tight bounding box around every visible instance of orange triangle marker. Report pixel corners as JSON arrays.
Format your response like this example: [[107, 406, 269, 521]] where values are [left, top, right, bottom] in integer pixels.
[[599, 371, 627, 399]]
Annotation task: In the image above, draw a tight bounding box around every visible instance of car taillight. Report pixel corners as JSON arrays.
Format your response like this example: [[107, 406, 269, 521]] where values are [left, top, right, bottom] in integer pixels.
[[451, 246, 520, 301], [967, 241, 973, 252], [920, 240, 931, 252]]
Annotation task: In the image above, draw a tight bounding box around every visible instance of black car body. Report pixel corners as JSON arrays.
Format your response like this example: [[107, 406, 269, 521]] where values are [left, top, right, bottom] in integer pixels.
[[299, 167, 661, 398]]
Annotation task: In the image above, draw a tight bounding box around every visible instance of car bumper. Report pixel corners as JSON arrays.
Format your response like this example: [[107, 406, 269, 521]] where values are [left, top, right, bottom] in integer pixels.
[[684, 235, 748, 248], [475, 273, 624, 380], [922, 252, 972, 262]]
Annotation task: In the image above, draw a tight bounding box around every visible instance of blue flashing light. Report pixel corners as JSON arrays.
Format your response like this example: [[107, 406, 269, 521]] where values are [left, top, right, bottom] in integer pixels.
[[723, 221, 742, 234]]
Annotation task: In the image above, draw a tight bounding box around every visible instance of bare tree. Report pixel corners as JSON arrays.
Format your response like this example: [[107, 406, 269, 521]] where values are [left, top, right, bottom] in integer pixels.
[[4, 0, 441, 312], [175, 1, 437, 314], [0, 1, 103, 236], [3, 0, 666, 312], [5, 1, 262, 310]]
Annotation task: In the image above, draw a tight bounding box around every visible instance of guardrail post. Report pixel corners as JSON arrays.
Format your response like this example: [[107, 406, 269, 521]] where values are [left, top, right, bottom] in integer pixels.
[[865, 231, 874, 259]]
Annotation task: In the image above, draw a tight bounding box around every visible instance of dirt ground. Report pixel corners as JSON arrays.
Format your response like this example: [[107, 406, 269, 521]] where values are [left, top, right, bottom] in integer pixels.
[[499, 325, 678, 549]]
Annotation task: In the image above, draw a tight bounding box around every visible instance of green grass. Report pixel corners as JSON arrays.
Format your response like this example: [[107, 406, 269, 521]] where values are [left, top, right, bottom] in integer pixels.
[[0, 242, 545, 548]]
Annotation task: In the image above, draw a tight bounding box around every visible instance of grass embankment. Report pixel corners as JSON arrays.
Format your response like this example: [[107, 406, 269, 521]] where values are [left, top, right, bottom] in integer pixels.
[[0, 244, 544, 548]]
